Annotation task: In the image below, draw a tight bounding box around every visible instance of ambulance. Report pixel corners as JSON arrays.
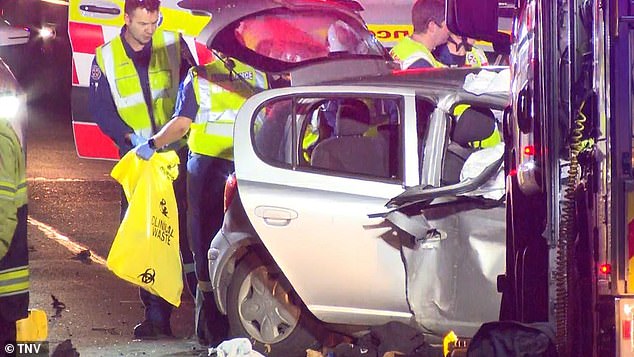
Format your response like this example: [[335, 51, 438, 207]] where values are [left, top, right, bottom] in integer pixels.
[[449, 0, 634, 355], [67, 0, 415, 160]]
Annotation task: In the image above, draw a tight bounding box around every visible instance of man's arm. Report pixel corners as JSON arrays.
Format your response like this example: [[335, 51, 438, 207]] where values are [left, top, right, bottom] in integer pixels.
[[150, 68, 198, 149], [0, 131, 19, 260], [88, 58, 136, 153]]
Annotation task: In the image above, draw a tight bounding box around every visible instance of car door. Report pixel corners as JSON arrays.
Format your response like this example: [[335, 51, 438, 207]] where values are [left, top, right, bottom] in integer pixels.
[[388, 96, 508, 338], [67, 0, 212, 159], [233, 86, 423, 325]]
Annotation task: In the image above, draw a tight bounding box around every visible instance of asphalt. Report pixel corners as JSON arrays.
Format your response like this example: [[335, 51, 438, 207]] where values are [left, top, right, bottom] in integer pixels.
[[24, 105, 208, 356]]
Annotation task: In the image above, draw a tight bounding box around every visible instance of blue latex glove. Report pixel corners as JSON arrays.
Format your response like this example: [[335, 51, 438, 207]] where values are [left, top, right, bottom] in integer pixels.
[[129, 133, 145, 147], [136, 141, 155, 160]]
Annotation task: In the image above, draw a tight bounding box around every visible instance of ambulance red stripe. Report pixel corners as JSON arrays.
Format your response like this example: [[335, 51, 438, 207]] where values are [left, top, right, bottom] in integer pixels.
[[68, 22, 104, 55]]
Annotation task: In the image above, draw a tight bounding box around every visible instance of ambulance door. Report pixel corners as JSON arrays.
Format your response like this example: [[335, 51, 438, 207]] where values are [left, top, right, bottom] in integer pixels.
[[67, 0, 211, 159]]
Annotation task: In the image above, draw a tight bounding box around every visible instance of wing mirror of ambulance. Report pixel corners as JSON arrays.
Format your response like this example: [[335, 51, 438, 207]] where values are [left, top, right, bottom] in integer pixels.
[[446, 0, 512, 55]]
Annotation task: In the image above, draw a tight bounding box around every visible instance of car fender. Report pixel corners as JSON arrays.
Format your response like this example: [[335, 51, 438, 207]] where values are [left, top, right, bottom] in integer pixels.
[[208, 191, 266, 314]]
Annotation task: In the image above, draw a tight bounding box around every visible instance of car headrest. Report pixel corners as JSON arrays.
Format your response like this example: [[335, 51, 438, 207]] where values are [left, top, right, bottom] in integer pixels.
[[452, 106, 496, 147], [335, 99, 371, 136]]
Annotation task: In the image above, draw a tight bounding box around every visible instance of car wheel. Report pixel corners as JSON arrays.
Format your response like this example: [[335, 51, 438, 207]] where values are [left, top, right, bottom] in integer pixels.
[[226, 253, 323, 357]]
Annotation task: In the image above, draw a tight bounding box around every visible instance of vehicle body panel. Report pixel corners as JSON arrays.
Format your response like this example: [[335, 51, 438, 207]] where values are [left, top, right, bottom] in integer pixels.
[[220, 70, 509, 336], [0, 19, 30, 47]]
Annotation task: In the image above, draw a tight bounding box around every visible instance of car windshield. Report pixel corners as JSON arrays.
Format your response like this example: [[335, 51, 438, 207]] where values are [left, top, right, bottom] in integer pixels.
[[234, 10, 385, 63]]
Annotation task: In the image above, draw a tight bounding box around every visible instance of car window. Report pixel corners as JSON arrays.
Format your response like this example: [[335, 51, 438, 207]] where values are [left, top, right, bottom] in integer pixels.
[[253, 95, 403, 180], [234, 9, 385, 63], [441, 103, 504, 186]]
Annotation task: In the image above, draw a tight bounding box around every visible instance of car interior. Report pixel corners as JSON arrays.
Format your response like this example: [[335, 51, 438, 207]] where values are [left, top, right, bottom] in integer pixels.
[[310, 99, 390, 177], [442, 105, 500, 185]]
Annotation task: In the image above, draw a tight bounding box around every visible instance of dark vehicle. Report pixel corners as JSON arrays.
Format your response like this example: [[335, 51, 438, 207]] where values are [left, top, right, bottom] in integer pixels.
[[452, 0, 634, 355]]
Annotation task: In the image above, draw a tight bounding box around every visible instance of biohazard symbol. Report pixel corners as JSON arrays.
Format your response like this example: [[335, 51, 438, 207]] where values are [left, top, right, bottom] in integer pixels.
[[138, 268, 156, 285], [160, 198, 168, 217], [159, 164, 177, 181]]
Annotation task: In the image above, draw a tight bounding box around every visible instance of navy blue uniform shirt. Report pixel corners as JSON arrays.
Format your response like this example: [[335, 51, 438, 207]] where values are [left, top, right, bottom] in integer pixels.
[[408, 58, 433, 69], [89, 27, 195, 155], [172, 71, 198, 121], [434, 45, 465, 67]]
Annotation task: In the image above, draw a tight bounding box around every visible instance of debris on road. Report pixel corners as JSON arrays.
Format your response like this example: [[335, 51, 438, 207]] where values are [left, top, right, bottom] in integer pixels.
[[209, 338, 265, 357], [51, 294, 66, 317], [71, 249, 92, 264], [51, 339, 79, 357], [91, 327, 121, 336]]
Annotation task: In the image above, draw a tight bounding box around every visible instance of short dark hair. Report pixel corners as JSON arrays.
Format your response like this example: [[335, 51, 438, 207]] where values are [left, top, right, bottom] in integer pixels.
[[124, 0, 160, 15], [411, 0, 446, 34]]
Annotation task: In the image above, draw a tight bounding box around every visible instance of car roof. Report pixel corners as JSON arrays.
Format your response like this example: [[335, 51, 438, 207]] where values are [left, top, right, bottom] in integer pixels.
[[290, 65, 510, 106]]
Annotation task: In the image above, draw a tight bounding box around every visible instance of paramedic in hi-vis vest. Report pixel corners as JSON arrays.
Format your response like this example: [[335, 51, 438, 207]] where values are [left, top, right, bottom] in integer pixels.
[[434, 33, 489, 67], [389, 0, 450, 69], [136, 53, 267, 346], [88, 0, 197, 340], [0, 118, 28, 347]]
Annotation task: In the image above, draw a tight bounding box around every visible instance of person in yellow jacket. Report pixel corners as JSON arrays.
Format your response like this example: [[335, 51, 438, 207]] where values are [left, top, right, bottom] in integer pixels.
[[137, 53, 267, 346], [389, 0, 450, 69], [434, 33, 490, 67], [0, 118, 28, 347], [88, 0, 197, 340]]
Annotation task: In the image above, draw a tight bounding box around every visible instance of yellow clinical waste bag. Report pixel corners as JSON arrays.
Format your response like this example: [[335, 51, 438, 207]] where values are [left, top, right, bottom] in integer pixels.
[[16, 309, 48, 342], [108, 150, 183, 307]]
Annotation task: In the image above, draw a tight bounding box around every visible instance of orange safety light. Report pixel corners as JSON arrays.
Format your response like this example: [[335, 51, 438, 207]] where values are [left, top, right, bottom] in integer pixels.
[[600, 263, 611, 274], [523, 145, 536, 156]]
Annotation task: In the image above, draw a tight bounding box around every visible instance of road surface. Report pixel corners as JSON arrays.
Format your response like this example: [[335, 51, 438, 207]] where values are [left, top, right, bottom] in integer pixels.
[[24, 105, 208, 356]]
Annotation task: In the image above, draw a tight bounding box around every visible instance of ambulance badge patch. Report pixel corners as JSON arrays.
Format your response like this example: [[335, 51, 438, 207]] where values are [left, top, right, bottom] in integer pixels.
[[91, 64, 102, 81]]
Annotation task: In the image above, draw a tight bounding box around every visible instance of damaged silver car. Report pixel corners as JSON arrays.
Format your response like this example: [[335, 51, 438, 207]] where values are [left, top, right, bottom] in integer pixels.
[[178, 0, 509, 355]]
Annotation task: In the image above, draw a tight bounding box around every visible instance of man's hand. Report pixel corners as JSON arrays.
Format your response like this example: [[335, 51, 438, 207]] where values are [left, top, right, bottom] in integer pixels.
[[136, 141, 155, 160], [129, 133, 145, 147]]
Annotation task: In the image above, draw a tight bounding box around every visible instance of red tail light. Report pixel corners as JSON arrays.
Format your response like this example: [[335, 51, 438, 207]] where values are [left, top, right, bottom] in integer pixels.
[[224, 172, 238, 212], [599, 263, 611, 274]]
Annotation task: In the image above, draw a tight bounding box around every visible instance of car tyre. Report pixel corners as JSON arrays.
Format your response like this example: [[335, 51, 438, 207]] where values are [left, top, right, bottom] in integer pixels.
[[226, 252, 323, 357]]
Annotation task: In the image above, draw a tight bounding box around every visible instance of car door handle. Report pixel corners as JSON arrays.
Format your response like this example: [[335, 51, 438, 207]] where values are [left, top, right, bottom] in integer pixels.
[[254, 206, 298, 227], [79, 5, 121, 15]]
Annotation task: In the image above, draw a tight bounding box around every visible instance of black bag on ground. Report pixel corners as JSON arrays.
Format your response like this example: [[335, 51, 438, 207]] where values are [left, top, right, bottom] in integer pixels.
[[467, 321, 557, 357]]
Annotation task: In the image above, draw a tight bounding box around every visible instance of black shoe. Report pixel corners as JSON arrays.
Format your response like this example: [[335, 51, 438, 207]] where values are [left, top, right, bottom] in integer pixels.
[[133, 320, 173, 340]]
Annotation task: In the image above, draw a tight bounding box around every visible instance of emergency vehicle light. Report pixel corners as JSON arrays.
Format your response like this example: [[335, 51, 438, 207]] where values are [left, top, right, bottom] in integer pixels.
[[523, 145, 535, 156], [0, 95, 19, 118]]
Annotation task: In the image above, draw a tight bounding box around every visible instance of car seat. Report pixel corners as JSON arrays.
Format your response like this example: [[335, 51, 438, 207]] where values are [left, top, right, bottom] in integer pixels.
[[311, 99, 389, 177], [442, 106, 498, 185]]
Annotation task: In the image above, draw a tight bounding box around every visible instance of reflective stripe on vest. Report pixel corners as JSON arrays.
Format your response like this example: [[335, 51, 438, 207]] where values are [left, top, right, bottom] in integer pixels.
[[390, 37, 445, 69], [188, 60, 267, 160], [95, 29, 180, 139], [0, 265, 29, 297]]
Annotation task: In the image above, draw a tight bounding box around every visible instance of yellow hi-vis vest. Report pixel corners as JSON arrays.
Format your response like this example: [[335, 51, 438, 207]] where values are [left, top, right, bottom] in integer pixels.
[[188, 60, 267, 160], [0, 119, 28, 302], [390, 36, 445, 69], [95, 29, 181, 139], [465, 47, 489, 67]]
